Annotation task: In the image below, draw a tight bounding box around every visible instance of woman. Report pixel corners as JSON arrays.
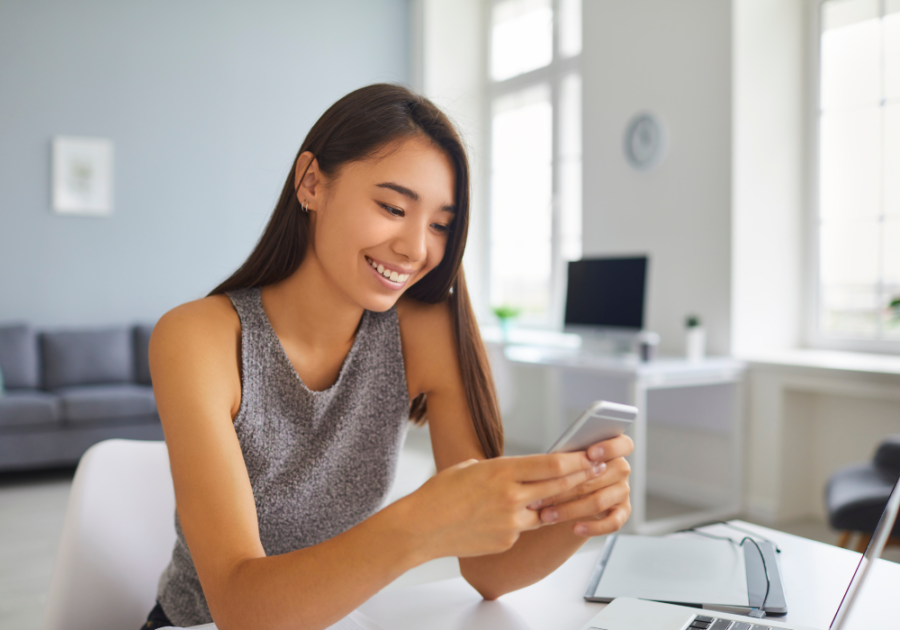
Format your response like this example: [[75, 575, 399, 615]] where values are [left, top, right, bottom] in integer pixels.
[[144, 84, 633, 630]]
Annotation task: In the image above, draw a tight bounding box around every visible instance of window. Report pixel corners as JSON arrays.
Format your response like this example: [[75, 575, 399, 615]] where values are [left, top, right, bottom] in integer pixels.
[[815, 0, 900, 347], [487, 0, 581, 325]]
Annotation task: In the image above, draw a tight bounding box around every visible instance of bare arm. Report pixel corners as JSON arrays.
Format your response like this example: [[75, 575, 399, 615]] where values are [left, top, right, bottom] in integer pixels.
[[397, 297, 633, 600], [153, 297, 597, 630]]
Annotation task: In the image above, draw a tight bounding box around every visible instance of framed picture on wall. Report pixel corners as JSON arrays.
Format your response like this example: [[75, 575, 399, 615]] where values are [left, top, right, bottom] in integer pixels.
[[52, 136, 113, 216]]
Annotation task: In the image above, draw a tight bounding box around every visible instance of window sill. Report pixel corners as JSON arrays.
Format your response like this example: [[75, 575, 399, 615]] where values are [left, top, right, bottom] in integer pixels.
[[739, 348, 900, 377]]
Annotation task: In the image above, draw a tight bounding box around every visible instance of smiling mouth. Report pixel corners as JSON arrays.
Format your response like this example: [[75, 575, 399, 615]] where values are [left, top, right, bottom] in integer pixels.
[[365, 256, 412, 284]]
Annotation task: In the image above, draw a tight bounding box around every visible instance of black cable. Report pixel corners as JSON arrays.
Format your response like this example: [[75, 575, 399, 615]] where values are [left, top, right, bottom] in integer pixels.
[[680, 528, 771, 618], [741, 536, 771, 618], [683, 520, 782, 553]]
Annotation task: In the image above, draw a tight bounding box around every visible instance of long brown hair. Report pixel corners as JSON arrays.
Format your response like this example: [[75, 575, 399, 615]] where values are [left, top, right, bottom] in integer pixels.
[[210, 84, 503, 458]]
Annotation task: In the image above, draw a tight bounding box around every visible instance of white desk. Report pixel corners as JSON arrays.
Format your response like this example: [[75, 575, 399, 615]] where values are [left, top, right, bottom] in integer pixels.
[[491, 341, 745, 534], [359, 521, 900, 630]]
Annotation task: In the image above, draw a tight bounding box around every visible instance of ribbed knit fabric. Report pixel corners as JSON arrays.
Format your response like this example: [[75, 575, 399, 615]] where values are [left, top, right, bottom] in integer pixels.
[[156, 287, 410, 627]]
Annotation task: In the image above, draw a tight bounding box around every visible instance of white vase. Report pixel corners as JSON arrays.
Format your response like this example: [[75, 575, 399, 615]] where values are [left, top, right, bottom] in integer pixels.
[[686, 326, 706, 362]]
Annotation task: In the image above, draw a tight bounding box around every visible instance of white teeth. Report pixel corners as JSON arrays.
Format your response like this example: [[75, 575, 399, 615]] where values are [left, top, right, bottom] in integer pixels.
[[368, 257, 409, 284]]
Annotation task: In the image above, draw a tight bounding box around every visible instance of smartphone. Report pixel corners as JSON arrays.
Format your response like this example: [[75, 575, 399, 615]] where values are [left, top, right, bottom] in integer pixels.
[[546, 400, 637, 453]]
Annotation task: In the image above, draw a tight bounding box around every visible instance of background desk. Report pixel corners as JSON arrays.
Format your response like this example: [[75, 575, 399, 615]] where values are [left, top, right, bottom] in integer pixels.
[[488, 339, 745, 534], [360, 521, 900, 630]]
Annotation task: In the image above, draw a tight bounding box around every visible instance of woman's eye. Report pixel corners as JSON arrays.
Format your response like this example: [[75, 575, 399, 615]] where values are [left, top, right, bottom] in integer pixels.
[[431, 223, 450, 234], [380, 203, 404, 217]]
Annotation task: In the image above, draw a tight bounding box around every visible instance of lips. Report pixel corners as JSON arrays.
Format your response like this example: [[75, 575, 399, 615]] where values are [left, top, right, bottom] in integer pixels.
[[365, 256, 415, 286]]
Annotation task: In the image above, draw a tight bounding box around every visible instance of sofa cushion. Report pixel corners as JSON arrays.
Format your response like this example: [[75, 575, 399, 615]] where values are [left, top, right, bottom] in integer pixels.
[[42, 328, 134, 390], [134, 324, 154, 386], [0, 324, 41, 389], [57, 384, 157, 423], [0, 391, 61, 429]]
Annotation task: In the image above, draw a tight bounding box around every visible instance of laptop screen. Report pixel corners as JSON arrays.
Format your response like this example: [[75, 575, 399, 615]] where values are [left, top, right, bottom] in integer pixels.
[[830, 476, 900, 629]]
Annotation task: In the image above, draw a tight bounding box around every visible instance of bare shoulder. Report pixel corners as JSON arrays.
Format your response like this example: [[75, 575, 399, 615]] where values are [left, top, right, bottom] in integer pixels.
[[150, 295, 243, 418], [151, 295, 240, 356], [395, 297, 458, 397]]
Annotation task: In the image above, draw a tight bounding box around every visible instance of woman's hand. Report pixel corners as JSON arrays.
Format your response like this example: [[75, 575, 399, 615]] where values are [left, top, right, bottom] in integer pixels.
[[530, 434, 634, 537], [395, 452, 607, 561]]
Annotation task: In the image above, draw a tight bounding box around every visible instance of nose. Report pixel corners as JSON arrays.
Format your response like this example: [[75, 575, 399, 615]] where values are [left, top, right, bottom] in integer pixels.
[[393, 217, 428, 264]]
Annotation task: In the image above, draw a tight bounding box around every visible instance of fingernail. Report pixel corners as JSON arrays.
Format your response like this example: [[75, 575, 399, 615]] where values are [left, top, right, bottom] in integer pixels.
[[592, 461, 607, 476], [575, 524, 588, 536], [541, 509, 558, 523], [589, 446, 604, 461], [527, 500, 542, 510]]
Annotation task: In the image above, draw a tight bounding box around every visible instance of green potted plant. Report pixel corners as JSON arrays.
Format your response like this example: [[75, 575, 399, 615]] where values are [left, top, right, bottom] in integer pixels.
[[492, 304, 522, 341], [889, 296, 900, 326]]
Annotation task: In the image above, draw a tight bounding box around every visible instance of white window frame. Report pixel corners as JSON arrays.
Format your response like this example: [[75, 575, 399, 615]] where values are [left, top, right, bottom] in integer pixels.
[[806, 0, 900, 355], [483, 0, 581, 329]]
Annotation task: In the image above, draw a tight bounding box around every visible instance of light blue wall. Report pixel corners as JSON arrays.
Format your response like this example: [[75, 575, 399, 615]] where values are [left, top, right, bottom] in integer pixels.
[[0, 0, 409, 327]]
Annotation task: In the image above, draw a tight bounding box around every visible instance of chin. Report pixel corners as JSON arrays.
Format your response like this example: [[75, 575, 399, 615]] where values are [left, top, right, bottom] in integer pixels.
[[360, 294, 403, 313]]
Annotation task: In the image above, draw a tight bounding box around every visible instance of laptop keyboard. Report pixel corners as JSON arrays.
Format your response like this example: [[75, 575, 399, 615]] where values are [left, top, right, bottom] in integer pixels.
[[689, 614, 793, 630]]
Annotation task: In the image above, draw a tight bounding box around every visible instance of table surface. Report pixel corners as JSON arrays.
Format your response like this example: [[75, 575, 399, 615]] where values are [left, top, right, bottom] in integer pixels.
[[357, 521, 900, 630], [502, 344, 745, 378]]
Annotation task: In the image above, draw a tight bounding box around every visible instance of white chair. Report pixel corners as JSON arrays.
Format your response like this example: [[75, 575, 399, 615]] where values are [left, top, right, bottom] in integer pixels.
[[43, 439, 176, 630]]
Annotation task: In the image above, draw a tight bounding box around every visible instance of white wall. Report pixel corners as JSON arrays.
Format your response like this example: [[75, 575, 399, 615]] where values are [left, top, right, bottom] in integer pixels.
[[414, 0, 489, 315], [732, 0, 900, 524], [582, 0, 733, 357], [732, 0, 807, 355]]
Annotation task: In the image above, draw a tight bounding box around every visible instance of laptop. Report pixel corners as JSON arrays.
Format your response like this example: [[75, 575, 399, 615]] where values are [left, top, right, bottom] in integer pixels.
[[577, 475, 900, 630]]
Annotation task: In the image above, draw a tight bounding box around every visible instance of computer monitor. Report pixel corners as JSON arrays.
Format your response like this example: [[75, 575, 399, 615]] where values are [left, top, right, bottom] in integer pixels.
[[564, 256, 648, 332]]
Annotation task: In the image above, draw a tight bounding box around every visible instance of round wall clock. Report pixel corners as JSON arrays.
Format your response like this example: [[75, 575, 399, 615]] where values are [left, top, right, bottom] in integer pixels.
[[623, 113, 666, 171]]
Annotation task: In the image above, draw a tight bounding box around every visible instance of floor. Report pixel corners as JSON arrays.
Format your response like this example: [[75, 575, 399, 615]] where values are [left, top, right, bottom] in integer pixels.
[[0, 467, 74, 630], [2, 434, 898, 629]]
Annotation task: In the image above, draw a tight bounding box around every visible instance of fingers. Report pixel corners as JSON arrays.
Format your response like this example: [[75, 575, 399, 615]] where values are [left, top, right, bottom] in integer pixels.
[[508, 451, 595, 482], [519, 461, 606, 504], [586, 434, 635, 463], [538, 479, 630, 525], [573, 503, 631, 537], [530, 457, 630, 510]]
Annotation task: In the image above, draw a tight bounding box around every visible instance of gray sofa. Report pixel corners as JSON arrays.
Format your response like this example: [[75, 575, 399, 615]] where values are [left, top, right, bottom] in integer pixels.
[[0, 323, 163, 472]]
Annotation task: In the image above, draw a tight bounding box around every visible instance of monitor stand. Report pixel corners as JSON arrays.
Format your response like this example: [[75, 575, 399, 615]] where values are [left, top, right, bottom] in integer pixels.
[[569, 327, 640, 358]]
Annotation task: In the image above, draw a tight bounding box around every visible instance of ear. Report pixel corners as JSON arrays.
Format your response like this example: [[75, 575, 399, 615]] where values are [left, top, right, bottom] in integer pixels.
[[294, 151, 323, 209]]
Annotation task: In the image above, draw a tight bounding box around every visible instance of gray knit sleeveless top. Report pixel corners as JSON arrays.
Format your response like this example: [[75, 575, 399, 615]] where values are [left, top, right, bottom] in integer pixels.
[[157, 287, 410, 627]]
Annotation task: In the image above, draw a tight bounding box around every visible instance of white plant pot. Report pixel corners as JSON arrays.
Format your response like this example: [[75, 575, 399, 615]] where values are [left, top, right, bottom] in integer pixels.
[[686, 326, 706, 362]]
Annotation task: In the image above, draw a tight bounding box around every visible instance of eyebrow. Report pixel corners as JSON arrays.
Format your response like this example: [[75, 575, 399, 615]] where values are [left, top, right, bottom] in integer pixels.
[[376, 182, 456, 214]]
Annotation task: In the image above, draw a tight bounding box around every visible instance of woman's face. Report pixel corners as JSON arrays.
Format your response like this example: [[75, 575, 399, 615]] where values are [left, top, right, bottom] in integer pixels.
[[300, 135, 457, 313]]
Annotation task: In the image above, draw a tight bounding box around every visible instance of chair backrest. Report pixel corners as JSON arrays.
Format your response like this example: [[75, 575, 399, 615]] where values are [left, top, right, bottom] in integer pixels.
[[43, 439, 175, 630]]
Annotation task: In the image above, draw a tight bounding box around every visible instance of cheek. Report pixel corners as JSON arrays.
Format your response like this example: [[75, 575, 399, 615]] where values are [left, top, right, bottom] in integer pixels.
[[316, 208, 384, 260], [425, 235, 449, 271]]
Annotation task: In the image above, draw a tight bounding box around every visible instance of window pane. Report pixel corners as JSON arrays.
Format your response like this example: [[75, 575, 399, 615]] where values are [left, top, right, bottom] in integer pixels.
[[491, 0, 553, 81], [820, 219, 880, 336], [819, 107, 881, 221], [883, 218, 900, 337], [885, 218, 900, 286], [491, 86, 553, 315], [558, 0, 582, 58], [887, 12, 900, 100], [821, 283, 880, 336], [820, 220, 880, 285], [820, 5, 881, 110], [559, 74, 581, 261], [887, 104, 900, 217], [822, 0, 878, 31]]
